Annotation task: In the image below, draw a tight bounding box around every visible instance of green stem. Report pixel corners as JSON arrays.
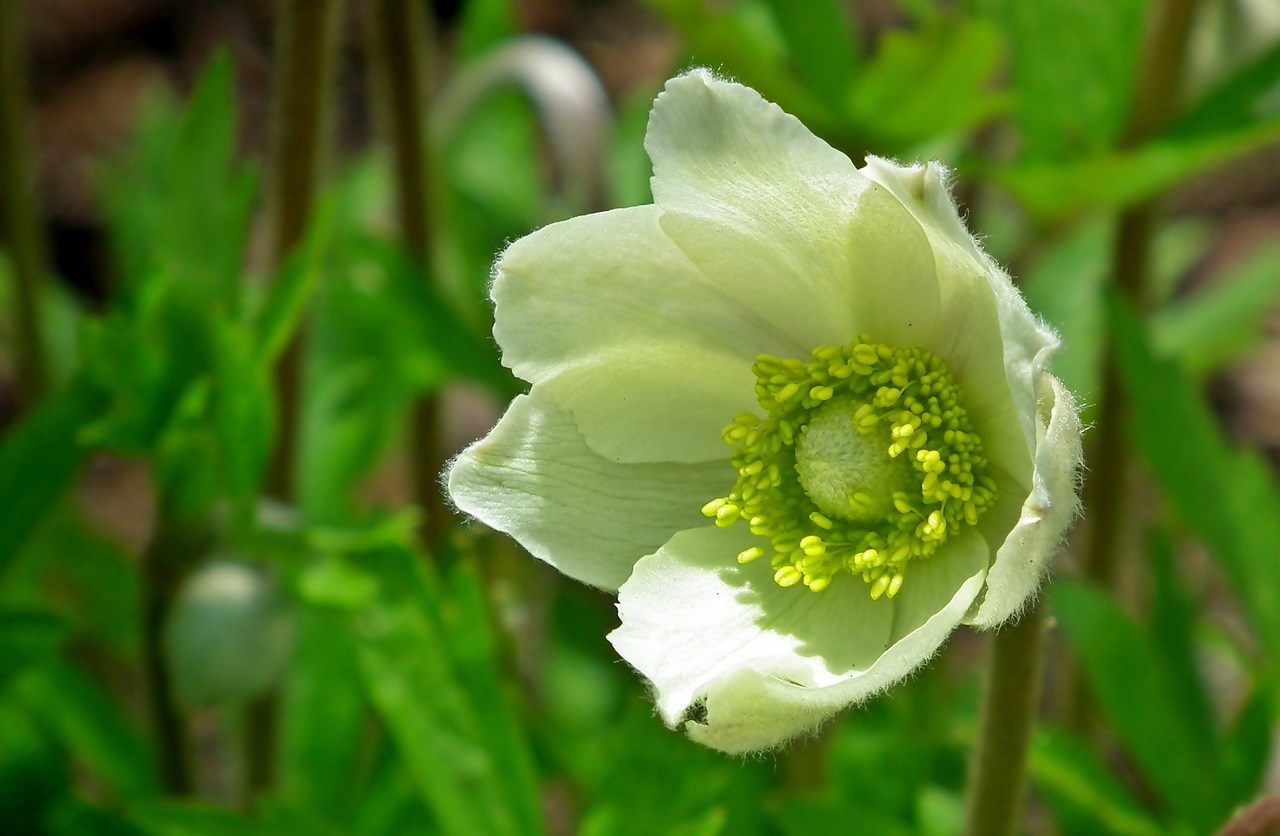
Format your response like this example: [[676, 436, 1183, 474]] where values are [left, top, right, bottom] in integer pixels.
[[141, 517, 208, 795], [1068, 0, 1201, 731], [0, 0, 49, 409], [265, 0, 342, 500], [258, 0, 343, 797], [365, 0, 449, 547], [963, 601, 1047, 836]]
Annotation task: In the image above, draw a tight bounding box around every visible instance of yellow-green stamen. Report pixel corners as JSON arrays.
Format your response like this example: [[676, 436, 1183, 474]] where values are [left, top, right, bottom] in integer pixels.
[[702, 337, 997, 599]]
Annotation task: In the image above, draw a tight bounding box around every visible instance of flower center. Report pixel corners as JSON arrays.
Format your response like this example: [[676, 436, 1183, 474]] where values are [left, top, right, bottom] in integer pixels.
[[701, 337, 997, 599]]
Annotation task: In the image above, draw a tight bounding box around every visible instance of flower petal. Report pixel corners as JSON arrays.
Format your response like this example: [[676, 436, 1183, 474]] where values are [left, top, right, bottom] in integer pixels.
[[493, 204, 807, 381], [609, 525, 989, 753], [967, 374, 1083, 628], [537, 343, 756, 464], [447, 390, 733, 592], [647, 71, 942, 351], [861, 156, 1058, 495]]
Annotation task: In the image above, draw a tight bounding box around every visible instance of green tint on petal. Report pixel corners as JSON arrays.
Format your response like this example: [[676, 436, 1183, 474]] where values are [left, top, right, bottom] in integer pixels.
[[493, 205, 807, 382], [861, 157, 1048, 500], [609, 525, 988, 753], [646, 71, 943, 351], [447, 390, 733, 592], [539, 342, 757, 464], [968, 375, 1083, 628]]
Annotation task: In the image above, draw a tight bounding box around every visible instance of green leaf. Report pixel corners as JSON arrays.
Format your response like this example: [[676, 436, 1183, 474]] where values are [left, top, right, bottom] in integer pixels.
[[355, 547, 543, 836], [14, 661, 157, 801], [1111, 296, 1280, 666], [761, 0, 858, 108], [1020, 221, 1109, 410], [0, 377, 104, 580], [278, 608, 374, 825], [1149, 243, 1280, 375], [212, 324, 275, 505], [639, 0, 829, 131], [1052, 580, 1225, 831], [252, 198, 335, 365], [1030, 726, 1167, 836], [847, 18, 1008, 147], [0, 610, 69, 689], [1170, 40, 1280, 140], [1219, 687, 1272, 803], [993, 120, 1280, 221], [101, 53, 256, 313], [976, 0, 1150, 159]]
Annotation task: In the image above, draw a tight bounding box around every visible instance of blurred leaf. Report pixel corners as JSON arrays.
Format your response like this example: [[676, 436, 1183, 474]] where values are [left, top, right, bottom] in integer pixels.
[[14, 661, 157, 801], [101, 53, 256, 313], [356, 547, 542, 836], [456, 0, 518, 62], [1052, 580, 1225, 830], [278, 608, 373, 826], [762, 0, 858, 108], [0, 610, 69, 688], [1220, 687, 1272, 803], [1030, 726, 1167, 836], [847, 18, 1008, 147], [1149, 534, 1217, 755], [0, 698, 70, 834], [1170, 40, 1280, 139], [640, 0, 828, 130], [1149, 243, 1280, 375], [253, 199, 335, 365], [0, 377, 104, 580], [1020, 221, 1109, 410], [2, 508, 141, 658], [1112, 296, 1280, 665], [212, 325, 275, 506], [994, 119, 1280, 220], [976, 0, 1149, 159], [130, 800, 343, 836]]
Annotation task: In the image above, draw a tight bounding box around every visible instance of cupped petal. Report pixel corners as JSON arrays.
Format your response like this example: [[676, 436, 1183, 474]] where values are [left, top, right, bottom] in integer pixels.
[[493, 204, 807, 382], [967, 374, 1083, 628], [647, 71, 942, 351], [537, 341, 757, 464], [861, 156, 1058, 493], [609, 525, 988, 753], [447, 389, 733, 592]]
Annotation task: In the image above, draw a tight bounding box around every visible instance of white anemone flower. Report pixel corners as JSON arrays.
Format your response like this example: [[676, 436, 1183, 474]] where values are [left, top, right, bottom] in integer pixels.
[[448, 70, 1083, 754]]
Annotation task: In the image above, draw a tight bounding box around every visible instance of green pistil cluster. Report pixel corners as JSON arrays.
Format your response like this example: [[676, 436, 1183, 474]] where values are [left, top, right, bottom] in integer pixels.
[[701, 337, 997, 599]]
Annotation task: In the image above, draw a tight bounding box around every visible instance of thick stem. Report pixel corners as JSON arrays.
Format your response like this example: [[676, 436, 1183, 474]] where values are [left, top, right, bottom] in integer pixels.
[[365, 0, 448, 546], [963, 602, 1047, 836], [257, 0, 343, 797], [264, 0, 342, 500], [0, 0, 49, 408]]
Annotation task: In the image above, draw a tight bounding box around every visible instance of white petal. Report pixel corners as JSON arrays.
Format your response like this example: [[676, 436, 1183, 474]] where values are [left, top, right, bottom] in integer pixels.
[[609, 525, 989, 753], [647, 71, 942, 351], [537, 342, 757, 464], [967, 374, 1083, 628], [493, 204, 806, 381], [447, 390, 733, 592], [861, 156, 1058, 492]]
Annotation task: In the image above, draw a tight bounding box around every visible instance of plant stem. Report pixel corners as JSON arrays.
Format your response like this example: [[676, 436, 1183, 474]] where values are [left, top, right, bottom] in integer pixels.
[[963, 601, 1047, 836], [141, 518, 206, 795], [0, 0, 49, 409], [265, 0, 342, 500], [1069, 0, 1201, 731], [258, 0, 342, 798], [365, 0, 449, 547]]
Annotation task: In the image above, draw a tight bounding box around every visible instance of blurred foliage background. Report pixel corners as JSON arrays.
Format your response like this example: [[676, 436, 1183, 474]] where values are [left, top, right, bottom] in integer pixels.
[[1, 0, 1279, 833]]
